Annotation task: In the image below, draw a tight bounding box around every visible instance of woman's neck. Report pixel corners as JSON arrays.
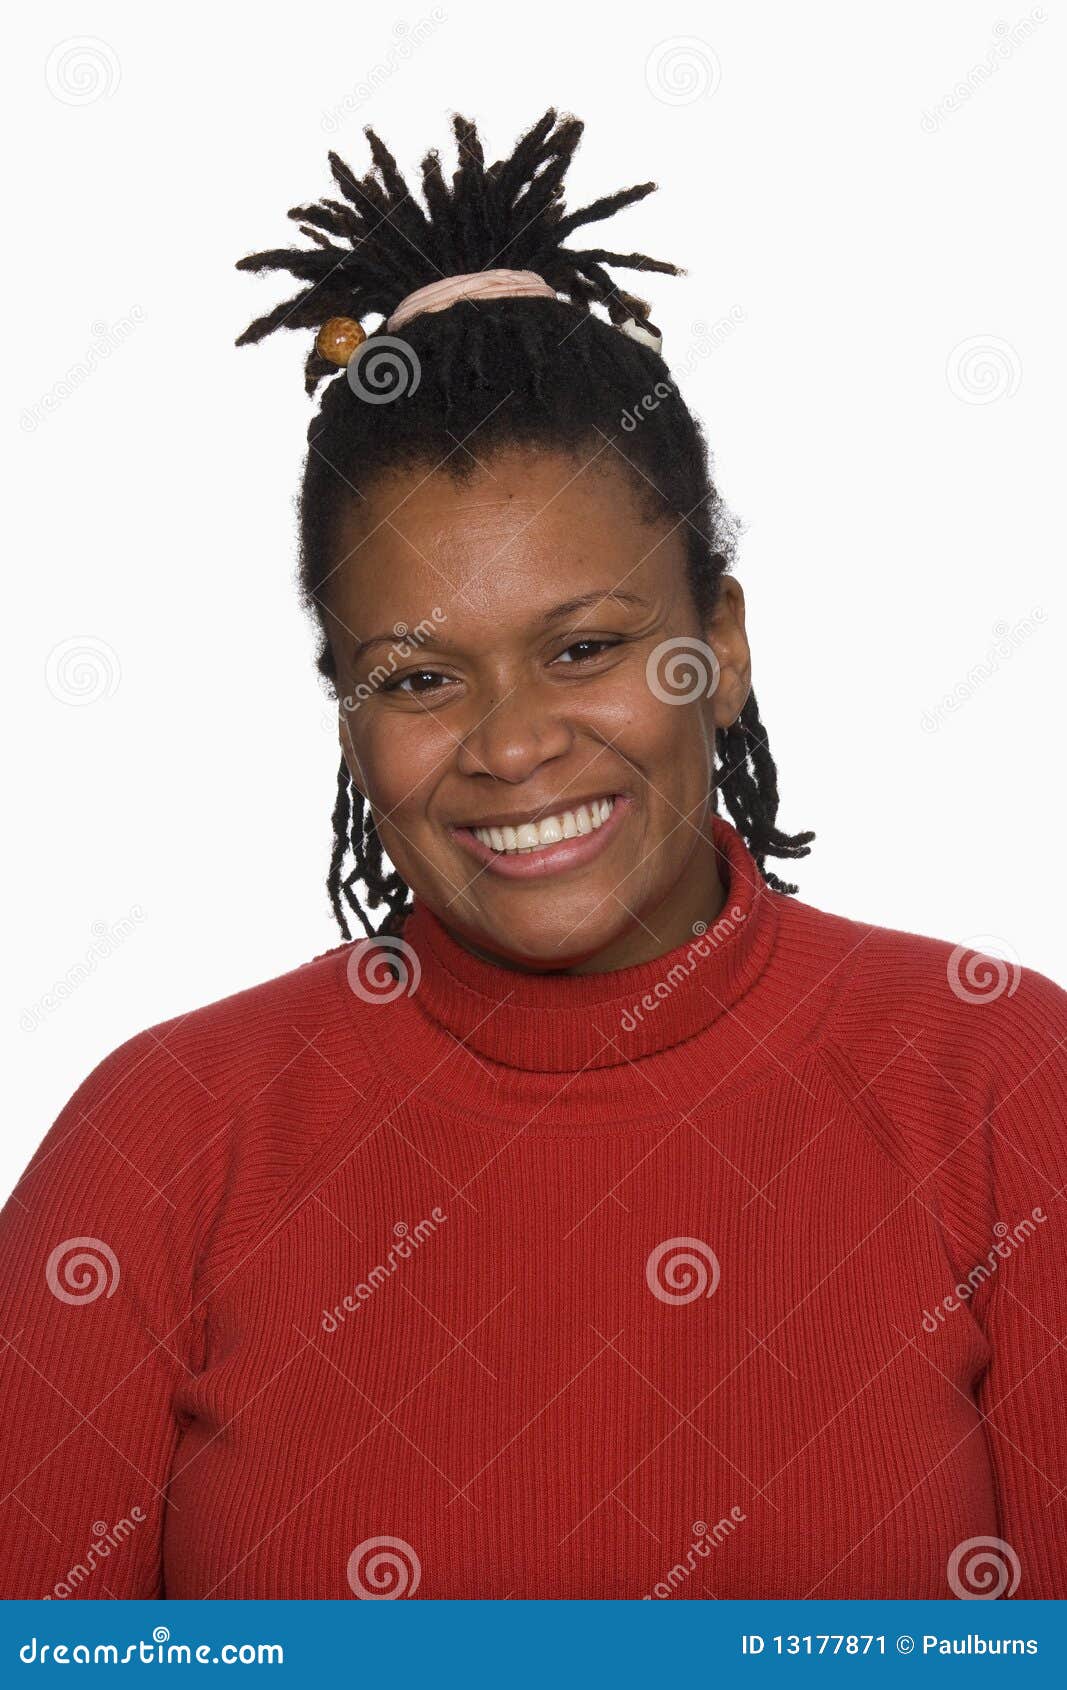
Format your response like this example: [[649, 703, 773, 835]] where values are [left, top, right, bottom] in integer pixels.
[[393, 813, 777, 1073], [436, 817, 727, 977]]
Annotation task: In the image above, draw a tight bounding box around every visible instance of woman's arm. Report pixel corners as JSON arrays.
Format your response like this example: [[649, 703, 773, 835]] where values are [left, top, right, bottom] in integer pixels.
[[820, 933, 1067, 1598], [0, 1031, 214, 1598], [972, 1214, 1067, 1598], [970, 972, 1067, 1599]]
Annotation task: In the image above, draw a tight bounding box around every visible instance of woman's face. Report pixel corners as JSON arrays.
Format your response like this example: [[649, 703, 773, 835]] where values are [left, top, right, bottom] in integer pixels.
[[325, 447, 751, 972]]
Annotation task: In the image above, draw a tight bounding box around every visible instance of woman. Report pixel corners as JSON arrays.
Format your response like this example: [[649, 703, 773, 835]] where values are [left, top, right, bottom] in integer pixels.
[[2, 109, 1065, 1602]]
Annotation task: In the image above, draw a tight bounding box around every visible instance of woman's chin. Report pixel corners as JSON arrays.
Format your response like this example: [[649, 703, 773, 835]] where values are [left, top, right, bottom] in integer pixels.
[[447, 903, 635, 974]]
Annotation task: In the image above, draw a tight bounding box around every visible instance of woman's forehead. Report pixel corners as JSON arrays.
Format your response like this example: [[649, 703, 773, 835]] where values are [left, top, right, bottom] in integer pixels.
[[328, 450, 685, 613]]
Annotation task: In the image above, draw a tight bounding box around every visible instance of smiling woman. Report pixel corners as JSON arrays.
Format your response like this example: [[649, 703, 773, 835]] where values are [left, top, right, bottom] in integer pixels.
[[325, 449, 760, 971], [2, 108, 1066, 1602]]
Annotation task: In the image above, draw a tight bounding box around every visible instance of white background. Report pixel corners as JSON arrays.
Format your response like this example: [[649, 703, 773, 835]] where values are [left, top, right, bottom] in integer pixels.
[[5, 2, 1063, 1201]]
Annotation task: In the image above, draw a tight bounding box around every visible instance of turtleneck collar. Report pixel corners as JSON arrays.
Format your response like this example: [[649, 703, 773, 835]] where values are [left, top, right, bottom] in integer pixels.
[[398, 813, 780, 1072]]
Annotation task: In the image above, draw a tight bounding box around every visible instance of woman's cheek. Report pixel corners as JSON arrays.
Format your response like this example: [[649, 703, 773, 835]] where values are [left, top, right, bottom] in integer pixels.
[[572, 663, 664, 747], [612, 678, 710, 775], [354, 707, 454, 820]]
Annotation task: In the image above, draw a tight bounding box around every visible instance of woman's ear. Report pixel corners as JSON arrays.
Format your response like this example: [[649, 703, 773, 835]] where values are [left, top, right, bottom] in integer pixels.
[[705, 576, 752, 728]]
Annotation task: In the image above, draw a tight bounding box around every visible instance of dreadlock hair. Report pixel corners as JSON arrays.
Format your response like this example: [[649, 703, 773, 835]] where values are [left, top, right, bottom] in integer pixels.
[[235, 107, 814, 941]]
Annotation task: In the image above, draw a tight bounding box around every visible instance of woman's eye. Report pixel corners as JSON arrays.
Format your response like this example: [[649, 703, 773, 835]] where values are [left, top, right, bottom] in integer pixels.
[[554, 638, 622, 665], [382, 669, 453, 695]]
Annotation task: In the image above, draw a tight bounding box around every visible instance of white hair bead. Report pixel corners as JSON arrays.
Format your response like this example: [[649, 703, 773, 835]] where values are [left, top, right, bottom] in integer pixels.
[[618, 316, 663, 355]]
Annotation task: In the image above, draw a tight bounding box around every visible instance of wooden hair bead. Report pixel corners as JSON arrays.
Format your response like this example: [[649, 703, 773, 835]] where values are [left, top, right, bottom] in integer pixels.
[[316, 317, 367, 367]]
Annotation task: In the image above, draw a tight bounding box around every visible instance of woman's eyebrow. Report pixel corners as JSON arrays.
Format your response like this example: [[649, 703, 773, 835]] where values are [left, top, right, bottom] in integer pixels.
[[352, 590, 650, 658], [540, 589, 650, 624]]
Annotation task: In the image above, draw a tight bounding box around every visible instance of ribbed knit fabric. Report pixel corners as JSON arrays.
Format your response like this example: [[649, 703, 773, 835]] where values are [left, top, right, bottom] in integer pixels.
[[2, 814, 1065, 1600]]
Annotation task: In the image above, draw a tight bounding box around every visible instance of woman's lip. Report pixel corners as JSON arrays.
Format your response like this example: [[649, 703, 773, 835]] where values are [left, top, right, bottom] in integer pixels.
[[451, 794, 632, 880]]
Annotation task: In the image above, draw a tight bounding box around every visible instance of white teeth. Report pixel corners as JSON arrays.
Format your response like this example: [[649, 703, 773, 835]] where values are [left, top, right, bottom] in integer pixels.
[[471, 797, 617, 854]]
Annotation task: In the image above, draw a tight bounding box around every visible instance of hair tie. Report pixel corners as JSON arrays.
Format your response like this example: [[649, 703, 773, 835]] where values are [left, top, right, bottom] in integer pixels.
[[314, 269, 663, 370], [386, 268, 557, 332], [386, 270, 663, 353]]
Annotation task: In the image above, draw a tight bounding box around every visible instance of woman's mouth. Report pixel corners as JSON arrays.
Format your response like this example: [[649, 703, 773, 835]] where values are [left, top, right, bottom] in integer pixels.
[[451, 793, 631, 880]]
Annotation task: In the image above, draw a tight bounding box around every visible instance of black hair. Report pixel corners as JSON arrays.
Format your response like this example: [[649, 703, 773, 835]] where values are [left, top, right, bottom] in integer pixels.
[[236, 108, 814, 939]]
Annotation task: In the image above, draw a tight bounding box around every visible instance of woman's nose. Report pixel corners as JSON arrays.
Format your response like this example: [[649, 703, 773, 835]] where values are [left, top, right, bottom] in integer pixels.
[[454, 684, 574, 782]]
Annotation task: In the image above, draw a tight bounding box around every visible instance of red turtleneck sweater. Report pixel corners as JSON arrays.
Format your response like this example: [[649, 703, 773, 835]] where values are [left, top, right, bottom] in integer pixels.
[[2, 816, 1065, 1600]]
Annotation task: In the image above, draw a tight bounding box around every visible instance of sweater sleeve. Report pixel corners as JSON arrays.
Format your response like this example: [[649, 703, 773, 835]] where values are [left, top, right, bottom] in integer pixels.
[[0, 1030, 220, 1598], [967, 967, 1067, 1599], [819, 930, 1067, 1599]]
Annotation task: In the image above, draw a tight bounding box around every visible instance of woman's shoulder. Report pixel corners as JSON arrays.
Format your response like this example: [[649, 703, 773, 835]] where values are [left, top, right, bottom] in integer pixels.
[[777, 889, 1067, 1209], [16, 938, 395, 1229], [5, 936, 409, 1316], [772, 891, 1066, 1284], [91, 932, 402, 1104], [776, 885, 1067, 1062]]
